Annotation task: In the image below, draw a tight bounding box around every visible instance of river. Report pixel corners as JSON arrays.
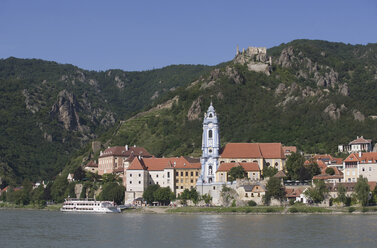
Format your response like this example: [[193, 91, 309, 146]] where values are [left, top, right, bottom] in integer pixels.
[[0, 210, 376, 247]]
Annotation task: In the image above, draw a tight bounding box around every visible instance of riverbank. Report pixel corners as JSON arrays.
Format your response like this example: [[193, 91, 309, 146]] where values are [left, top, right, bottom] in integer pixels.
[[121, 205, 377, 215], [0, 202, 62, 211]]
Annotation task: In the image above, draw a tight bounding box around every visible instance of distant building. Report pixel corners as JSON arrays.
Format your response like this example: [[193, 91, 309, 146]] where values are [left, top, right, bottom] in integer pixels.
[[236, 183, 266, 204], [216, 162, 260, 183], [338, 136, 372, 153], [97, 145, 152, 176], [343, 152, 377, 182], [219, 143, 286, 172], [282, 146, 297, 157], [84, 160, 98, 174], [124, 156, 200, 203]]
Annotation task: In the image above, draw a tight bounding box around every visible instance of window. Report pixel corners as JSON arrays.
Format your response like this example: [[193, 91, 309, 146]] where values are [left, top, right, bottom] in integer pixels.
[[362, 167, 365, 172], [185, 172, 188, 176], [181, 172, 183, 176], [191, 172, 193, 176], [167, 172, 170, 178], [176, 186, 178, 189], [245, 193, 248, 197], [130, 174, 132, 177], [209, 130, 213, 138], [266, 162, 270, 167], [176, 179, 178, 183], [176, 172, 179, 176], [156, 174, 159, 178], [241, 160, 247, 163], [180, 179, 183, 183], [275, 162, 278, 167], [196, 172, 199, 176], [138, 181, 141, 184], [231, 160, 236, 163], [180, 186, 183, 189], [209, 149, 212, 153], [213, 186, 215, 190], [138, 174, 141, 177], [209, 113, 213, 118], [191, 179, 193, 183], [129, 181, 132, 184]]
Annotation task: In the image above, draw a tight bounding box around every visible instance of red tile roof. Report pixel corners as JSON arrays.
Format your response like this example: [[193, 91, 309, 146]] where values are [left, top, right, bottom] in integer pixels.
[[99, 146, 152, 158], [282, 146, 297, 154], [349, 136, 371, 145], [220, 143, 285, 159], [85, 161, 98, 168], [345, 152, 377, 163], [217, 162, 260, 172], [127, 157, 199, 171], [285, 188, 304, 198]]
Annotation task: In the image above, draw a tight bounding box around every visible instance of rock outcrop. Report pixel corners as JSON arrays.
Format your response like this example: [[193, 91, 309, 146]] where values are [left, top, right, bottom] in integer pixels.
[[187, 97, 202, 120], [234, 46, 272, 75]]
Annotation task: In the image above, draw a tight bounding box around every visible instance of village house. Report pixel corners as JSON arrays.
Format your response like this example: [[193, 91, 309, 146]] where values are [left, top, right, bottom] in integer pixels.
[[219, 143, 286, 172], [312, 166, 343, 183], [343, 152, 377, 182], [338, 136, 372, 153], [236, 182, 266, 205], [282, 146, 297, 157], [84, 160, 98, 174], [216, 162, 260, 183], [326, 181, 377, 199], [124, 156, 200, 203], [97, 145, 152, 176]]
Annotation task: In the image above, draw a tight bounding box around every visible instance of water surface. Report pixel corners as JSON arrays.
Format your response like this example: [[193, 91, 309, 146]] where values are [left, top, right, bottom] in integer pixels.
[[0, 210, 376, 247]]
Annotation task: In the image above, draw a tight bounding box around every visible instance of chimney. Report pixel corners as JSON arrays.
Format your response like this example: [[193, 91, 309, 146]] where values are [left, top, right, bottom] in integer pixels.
[[125, 145, 128, 151], [359, 151, 362, 158], [174, 162, 176, 167]]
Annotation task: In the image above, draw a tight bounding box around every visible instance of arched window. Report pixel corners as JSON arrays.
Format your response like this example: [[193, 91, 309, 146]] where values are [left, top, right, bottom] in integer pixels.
[[275, 162, 278, 167], [266, 162, 270, 167], [209, 165, 213, 175], [209, 130, 213, 138], [209, 113, 213, 118]]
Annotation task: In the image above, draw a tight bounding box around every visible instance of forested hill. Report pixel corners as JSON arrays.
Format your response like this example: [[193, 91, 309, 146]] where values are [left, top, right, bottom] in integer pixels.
[[90, 40, 377, 161], [0, 58, 211, 185], [2, 39, 377, 186]]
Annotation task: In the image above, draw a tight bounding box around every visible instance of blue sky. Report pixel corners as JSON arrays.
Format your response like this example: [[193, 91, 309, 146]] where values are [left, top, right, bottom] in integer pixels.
[[1, 0, 376, 71]]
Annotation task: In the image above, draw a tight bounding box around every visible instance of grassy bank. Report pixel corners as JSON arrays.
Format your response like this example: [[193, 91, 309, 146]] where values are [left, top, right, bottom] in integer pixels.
[[167, 206, 284, 214], [0, 202, 62, 211]]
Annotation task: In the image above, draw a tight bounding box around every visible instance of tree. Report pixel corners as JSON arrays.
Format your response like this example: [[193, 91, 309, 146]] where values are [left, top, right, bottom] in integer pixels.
[[153, 187, 174, 205], [285, 153, 305, 180], [355, 176, 370, 206], [325, 167, 335, 175], [31, 184, 46, 207], [304, 180, 328, 203], [337, 184, 347, 205], [265, 177, 285, 202], [201, 194, 212, 205], [51, 175, 69, 203], [263, 167, 278, 178], [228, 166, 246, 182], [99, 182, 125, 205], [143, 184, 160, 204], [286, 153, 320, 181]]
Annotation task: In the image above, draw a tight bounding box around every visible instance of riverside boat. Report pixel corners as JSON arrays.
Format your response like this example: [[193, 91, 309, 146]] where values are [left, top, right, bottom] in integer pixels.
[[60, 198, 121, 213]]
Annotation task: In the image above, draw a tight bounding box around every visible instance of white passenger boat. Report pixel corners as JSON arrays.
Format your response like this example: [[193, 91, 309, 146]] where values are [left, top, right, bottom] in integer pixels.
[[60, 198, 121, 213]]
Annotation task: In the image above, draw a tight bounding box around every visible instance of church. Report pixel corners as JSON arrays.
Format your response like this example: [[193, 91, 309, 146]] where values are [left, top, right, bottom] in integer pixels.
[[196, 103, 286, 196]]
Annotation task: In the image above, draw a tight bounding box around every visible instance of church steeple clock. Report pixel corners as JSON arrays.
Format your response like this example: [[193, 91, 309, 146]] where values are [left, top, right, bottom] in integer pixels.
[[198, 102, 220, 184]]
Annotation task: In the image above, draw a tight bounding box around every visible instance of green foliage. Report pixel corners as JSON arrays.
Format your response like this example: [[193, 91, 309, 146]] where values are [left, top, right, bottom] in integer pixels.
[[263, 167, 278, 178], [248, 200, 257, 206], [153, 187, 174, 205], [348, 207, 356, 213], [289, 198, 295, 206], [304, 180, 328, 203], [325, 167, 335, 175], [143, 184, 160, 204], [336, 184, 348, 205], [98, 182, 125, 205], [179, 188, 199, 205], [201, 193, 212, 205], [50, 175, 69, 203], [286, 153, 320, 180], [228, 166, 246, 182], [355, 176, 370, 206], [265, 177, 285, 202]]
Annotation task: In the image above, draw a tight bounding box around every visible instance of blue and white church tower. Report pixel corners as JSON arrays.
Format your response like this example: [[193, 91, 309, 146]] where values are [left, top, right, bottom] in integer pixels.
[[197, 102, 220, 184]]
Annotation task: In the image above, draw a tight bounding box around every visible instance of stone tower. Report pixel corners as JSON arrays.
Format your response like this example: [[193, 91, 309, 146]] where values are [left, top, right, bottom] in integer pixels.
[[197, 102, 220, 184]]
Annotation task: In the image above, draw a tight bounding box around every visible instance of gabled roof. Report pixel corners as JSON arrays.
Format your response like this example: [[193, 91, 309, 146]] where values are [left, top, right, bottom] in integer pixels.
[[217, 162, 260, 172], [349, 136, 372, 145], [345, 152, 377, 163], [128, 156, 199, 171], [85, 161, 98, 168], [127, 157, 147, 170], [99, 146, 152, 158], [282, 146, 297, 154], [285, 188, 304, 198], [273, 170, 287, 178], [220, 143, 285, 159]]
